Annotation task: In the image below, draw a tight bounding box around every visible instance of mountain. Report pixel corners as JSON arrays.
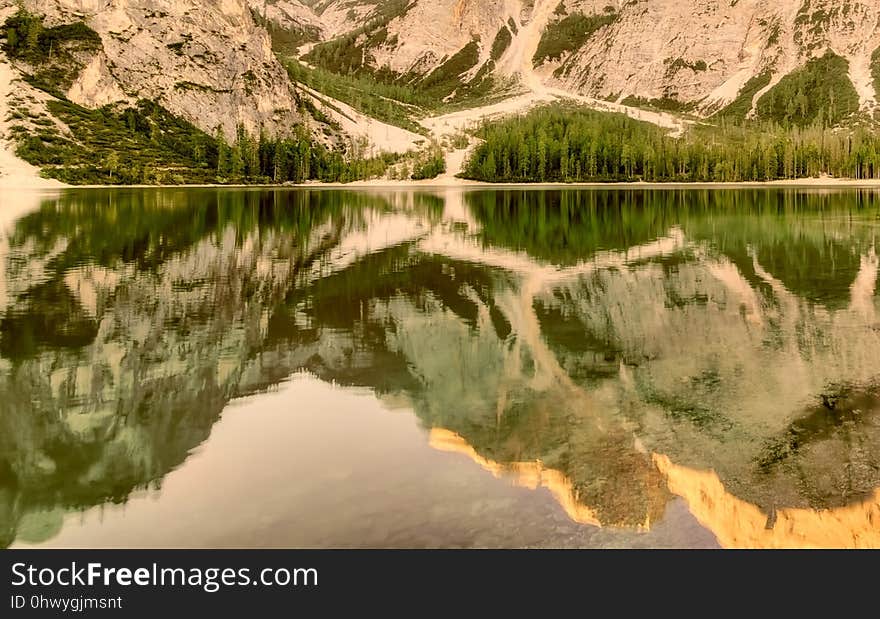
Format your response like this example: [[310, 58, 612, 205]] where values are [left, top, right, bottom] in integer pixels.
[[4, 0, 880, 186], [294, 0, 880, 117], [542, 0, 880, 117], [1, 0, 313, 140], [300, 0, 524, 102], [7, 0, 880, 129]]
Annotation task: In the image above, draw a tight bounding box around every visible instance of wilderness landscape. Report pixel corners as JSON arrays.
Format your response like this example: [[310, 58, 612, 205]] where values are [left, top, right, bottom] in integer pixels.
[[2, 2, 880, 551], [2, 0, 880, 186]]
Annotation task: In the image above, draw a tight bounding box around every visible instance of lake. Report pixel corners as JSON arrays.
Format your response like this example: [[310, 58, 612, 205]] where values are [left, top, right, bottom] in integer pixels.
[[1, 186, 879, 549]]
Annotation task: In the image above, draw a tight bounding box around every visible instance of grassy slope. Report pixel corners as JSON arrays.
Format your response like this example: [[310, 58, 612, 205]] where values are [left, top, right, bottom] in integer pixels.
[[286, 61, 430, 135]]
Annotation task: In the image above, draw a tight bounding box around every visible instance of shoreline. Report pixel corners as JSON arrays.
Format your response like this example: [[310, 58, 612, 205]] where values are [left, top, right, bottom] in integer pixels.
[[6, 177, 880, 191]]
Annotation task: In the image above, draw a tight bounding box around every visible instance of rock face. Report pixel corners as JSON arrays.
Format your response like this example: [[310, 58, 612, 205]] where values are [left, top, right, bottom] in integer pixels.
[[368, 0, 516, 77], [251, 0, 322, 39], [296, 0, 880, 117], [8, 0, 305, 139], [542, 0, 880, 114], [6, 0, 879, 146], [300, 0, 523, 83], [305, 0, 383, 38]]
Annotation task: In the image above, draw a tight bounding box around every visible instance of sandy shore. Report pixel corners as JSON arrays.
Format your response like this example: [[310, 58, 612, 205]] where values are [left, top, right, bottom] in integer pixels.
[[296, 176, 880, 189], [7, 176, 880, 191]]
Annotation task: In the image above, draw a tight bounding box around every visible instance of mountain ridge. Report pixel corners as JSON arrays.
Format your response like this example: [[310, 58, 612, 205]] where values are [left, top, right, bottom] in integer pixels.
[[278, 0, 880, 118]]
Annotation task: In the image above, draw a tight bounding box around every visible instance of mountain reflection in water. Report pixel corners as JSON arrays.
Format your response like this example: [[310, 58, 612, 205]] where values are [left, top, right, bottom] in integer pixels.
[[1, 187, 879, 548]]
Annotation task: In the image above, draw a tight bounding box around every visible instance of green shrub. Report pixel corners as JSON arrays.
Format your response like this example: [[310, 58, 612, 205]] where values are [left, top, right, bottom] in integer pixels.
[[410, 147, 446, 180]]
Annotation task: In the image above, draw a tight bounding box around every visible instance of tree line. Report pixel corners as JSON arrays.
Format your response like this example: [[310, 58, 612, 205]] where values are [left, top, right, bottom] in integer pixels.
[[461, 105, 880, 183], [214, 125, 397, 184]]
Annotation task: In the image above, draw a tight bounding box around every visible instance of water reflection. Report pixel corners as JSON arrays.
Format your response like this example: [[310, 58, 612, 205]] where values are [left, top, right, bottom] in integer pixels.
[[1, 187, 879, 548]]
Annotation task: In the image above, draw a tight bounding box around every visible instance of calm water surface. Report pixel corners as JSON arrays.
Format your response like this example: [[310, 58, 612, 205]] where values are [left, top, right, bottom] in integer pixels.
[[1, 187, 879, 549]]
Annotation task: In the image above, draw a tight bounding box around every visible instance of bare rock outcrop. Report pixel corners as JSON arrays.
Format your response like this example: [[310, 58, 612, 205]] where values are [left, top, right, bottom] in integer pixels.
[[8, 0, 306, 139]]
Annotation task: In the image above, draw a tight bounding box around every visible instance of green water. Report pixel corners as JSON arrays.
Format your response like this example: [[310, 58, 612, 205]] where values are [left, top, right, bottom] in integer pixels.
[[1, 187, 879, 548]]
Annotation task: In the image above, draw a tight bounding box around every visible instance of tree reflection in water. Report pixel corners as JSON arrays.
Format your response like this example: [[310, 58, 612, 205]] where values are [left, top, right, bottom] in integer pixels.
[[1, 187, 878, 548]]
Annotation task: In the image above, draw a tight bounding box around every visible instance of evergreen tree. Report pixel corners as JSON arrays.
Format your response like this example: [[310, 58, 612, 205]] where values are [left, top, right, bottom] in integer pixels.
[[462, 103, 880, 184]]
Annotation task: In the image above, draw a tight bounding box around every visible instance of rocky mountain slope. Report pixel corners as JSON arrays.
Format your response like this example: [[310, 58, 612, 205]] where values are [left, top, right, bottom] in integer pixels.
[[292, 0, 880, 117], [252, 0, 322, 41], [4, 0, 880, 186], [1, 0, 308, 140], [544, 0, 880, 116], [6, 0, 880, 132]]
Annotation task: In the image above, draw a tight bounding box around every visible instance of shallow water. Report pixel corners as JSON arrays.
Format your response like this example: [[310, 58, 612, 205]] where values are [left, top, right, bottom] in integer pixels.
[[1, 186, 879, 548]]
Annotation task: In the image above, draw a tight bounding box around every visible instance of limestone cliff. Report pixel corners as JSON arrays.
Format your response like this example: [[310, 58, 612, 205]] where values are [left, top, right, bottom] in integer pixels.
[[544, 0, 880, 115], [3, 0, 306, 139], [300, 0, 880, 117]]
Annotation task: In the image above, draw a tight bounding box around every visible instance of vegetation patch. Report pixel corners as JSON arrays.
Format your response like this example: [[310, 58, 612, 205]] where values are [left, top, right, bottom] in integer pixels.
[[419, 40, 481, 99], [490, 26, 512, 62], [285, 60, 429, 134], [664, 57, 708, 75], [408, 145, 446, 180], [532, 10, 617, 66], [620, 95, 695, 114], [12, 99, 219, 184], [755, 51, 859, 127], [12, 95, 398, 185], [1, 9, 103, 94], [793, 2, 834, 52], [872, 46, 880, 105], [712, 71, 772, 120]]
